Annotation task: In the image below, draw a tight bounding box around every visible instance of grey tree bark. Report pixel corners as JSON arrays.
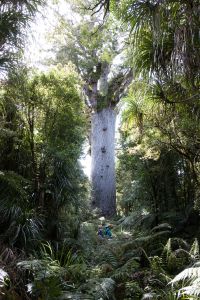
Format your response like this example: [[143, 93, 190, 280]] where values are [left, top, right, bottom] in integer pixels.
[[91, 107, 116, 216], [83, 62, 132, 217]]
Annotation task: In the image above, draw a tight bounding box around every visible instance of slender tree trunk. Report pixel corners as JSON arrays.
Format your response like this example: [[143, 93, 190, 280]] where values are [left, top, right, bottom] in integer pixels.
[[91, 107, 116, 216]]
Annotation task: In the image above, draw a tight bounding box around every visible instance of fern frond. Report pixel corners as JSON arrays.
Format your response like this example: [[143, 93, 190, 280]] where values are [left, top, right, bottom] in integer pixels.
[[178, 283, 200, 297], [170, 266, 200, 284], [162, 238, 191, 273], [169, 262, 200, 298], [163, 238, 172, 254], [125, 281, 143, 299], [150, 256, 165, 275], [159, 272, 172, 284], [98, 249, 119, 268], [151, 223, 172, 233], [194, 261, 200, 267], [112, 257, 140, 282], [60, 293, 93, 300], [112, 269, 128, 281], [134, 230, 170, 245], [77, 278, 115, 300], [142, 292, 158, 299], [190, 238, 199, 260], [0, 269, 9, 288]]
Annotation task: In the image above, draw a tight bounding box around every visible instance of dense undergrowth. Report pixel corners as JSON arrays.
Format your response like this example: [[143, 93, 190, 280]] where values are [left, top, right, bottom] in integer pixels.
[[1, 211, 200, 300]]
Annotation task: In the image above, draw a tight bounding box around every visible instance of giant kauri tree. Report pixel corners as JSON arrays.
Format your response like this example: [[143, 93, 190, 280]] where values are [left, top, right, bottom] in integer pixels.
[[54, 6, 132, 216]]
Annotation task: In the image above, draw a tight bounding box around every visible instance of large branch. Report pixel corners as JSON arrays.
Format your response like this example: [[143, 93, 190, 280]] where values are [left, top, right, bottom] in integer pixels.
[[90, 0, 110, 18], [84, 61, 110, 109], [109, 69, 133, 105], [83, 81, 98, 109]]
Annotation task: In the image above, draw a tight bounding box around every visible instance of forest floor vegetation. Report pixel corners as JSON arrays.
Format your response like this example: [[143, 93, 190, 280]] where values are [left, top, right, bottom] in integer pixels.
[[1, 211, 200, 300]]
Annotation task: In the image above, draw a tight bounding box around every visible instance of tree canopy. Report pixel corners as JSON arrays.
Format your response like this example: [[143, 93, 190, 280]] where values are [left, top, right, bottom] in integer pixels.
[[0, 0, 45, 71], [0, 64, 87, 248]]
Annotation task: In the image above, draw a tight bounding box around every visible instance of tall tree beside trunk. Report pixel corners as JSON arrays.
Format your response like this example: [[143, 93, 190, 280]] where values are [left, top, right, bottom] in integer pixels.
[[53, 11, 132, 216]]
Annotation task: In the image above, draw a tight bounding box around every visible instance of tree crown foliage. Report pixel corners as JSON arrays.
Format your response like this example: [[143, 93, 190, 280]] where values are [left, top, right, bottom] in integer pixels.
[[0, 64, 88, 248], [0, 0, 45, 71]]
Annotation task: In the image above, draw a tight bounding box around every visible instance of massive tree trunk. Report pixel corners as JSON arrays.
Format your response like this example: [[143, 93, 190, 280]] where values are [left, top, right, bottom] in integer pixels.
[[84, 60, 131, 216], [91, 107, 116, 216]]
